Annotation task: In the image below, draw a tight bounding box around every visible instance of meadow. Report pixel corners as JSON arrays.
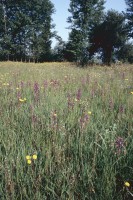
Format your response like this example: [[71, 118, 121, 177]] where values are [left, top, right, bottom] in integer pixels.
[[0, 62, 133, 200]]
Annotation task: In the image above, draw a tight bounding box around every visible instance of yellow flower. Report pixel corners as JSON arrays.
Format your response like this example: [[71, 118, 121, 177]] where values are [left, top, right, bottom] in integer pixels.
[[131, 92, 133, 94], [75, 98, 78, 102], [26, 155, 31, 160], [88, 111, 92, 115], [125, 79, 128, 81], [32, 154, 37, 160], [3, 83, 9, 86], [16, 87, 19, 90], [19, 98, 24, 102], [27, 159, 32, 164], [124, 182, 130, 187], [19, 98, 26, 102]]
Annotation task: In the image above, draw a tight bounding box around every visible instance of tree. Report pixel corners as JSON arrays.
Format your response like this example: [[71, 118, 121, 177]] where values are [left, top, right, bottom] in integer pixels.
[[66, 0, 105, 66], [52, 36, 66, 62], [89, 10, 128, 65], [0, 0, 54, 62], [117, 42, 133, 63], [125, 0, 133, 38], [64, 29, 82, 62], [0, 1, 12, 60]]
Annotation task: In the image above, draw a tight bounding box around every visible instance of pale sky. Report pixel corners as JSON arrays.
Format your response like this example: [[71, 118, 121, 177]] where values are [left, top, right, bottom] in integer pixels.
[[51, 0, 127, 46]]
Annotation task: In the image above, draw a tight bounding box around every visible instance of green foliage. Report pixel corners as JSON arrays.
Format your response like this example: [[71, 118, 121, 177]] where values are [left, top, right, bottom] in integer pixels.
[[64, 29, 82, 62], [117, 42, 133, 63], [89, 10, 128, 65], [0, 0, 54, 62], [125, 0, 133, 38], [52, 37, 66, 62], [0, 62, 133, 199], [66, 0, 105, 66]]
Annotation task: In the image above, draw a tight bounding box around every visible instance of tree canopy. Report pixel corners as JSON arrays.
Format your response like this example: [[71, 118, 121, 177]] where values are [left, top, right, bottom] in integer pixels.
[[0, 0, 54, 62], [125, 0, 133, 38], [89, 10, 128, 65], [0, 0, 132, 65], [66, 0, 105, 66]]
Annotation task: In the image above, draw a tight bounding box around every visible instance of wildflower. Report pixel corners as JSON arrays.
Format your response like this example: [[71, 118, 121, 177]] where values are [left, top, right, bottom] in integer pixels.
[[115, 137, 125, 154], [67, 93, 74, 110], [3, 83, 9, 86], [115, 137, 126, 155], [34, 82, 40, 102], [125, 79, 128, 81], [80, 114, 89, 129], [26, 155, 31, 160], [109, 98, 114, 110], [119, 105, 125, 113], [88, 111, 92, 115], [75, 98, 78, 102], [16, 87, 19, 90], [130, 92, 133, 94], [19, 99, 25, 102], [53, 113, 57, 117], [76, 89, 82, 101], [19, 98, 26, 102], [34, 82, 39, 93], [32, 154, 37, 160], [27, 159, 32, 165], [124, 182, 130, 187]]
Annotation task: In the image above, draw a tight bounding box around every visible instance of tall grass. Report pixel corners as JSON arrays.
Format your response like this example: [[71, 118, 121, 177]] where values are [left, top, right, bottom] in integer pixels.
[[0, 62, 133, 200]]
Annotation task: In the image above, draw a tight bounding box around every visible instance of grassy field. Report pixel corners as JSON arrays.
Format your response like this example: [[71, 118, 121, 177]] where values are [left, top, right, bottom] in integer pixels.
[[0, 62, 133, 200]]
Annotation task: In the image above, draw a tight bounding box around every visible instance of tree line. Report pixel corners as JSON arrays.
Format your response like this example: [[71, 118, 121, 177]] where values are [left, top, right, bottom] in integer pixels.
[[0, 0, 133, 65]]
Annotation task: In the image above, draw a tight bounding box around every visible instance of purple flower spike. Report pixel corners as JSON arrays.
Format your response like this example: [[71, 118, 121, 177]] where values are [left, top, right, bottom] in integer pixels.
[[34, 82, 39, 94], [109, 98, 114, 110], [115, 137, 124, 149], [119, 105, 125, 113], [34, 82, 40, 102], [115, 137, 125, 155], [76, 89, 82, 101], [20, 81, 24, 88]]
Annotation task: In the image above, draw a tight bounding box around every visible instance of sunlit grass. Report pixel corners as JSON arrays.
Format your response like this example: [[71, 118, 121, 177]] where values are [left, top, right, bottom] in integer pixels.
[[0, 62, 133, 200]]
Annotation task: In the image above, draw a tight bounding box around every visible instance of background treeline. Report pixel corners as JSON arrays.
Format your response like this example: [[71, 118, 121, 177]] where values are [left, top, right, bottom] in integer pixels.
[[0, 0, 133, 65]]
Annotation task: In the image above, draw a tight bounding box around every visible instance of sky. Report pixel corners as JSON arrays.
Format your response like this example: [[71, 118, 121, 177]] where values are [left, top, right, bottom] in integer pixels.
[[51, 0, 127, 46]]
